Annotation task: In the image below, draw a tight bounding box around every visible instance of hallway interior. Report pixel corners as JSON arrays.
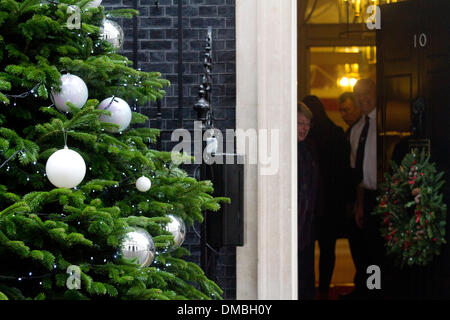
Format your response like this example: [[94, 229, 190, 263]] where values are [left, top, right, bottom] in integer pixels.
[[314, 239, 356, 300]]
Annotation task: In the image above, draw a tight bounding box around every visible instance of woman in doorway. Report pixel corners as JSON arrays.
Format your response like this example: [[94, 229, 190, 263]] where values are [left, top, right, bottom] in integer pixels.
[[297, 102, 319, 300], [302, 95, 351, 299]]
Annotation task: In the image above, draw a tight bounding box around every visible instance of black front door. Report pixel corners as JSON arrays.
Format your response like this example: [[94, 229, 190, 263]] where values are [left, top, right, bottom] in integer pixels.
[[377, 0, 450, 298]]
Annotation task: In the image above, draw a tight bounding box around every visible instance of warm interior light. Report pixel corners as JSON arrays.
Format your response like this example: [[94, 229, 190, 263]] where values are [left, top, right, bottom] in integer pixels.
[[339, 77, 350, 87], [338, 76, 359, 88]]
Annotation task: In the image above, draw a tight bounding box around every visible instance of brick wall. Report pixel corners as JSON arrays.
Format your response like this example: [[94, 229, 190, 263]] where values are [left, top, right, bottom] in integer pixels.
[[103, 0, 237, 300]]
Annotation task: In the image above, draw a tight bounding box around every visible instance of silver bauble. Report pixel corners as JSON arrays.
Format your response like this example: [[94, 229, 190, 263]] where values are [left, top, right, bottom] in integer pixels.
[[100, 19, 124, 50], [165, 214, 186, 250], [120, 227, 155, 267]]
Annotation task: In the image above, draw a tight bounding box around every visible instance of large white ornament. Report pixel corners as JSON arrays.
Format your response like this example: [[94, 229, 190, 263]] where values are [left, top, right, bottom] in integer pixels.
[[98, 97, 132, 132], [165, 214, 186, 250], [85, 0, 102, 8], [45, 146, 86, 189], [100, 19, 124, 50], [136, 176, 151, 192], [120, 227, 155, 267], [51, 74, 88, 113]]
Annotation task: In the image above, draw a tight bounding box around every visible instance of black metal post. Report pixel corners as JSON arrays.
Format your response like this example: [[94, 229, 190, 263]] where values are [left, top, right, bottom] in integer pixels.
[[195, 27, 214, 275], [194, 27, 213, 124]]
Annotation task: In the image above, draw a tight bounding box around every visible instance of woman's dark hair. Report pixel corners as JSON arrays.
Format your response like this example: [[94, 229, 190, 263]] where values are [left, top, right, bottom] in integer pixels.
[[302, 95, 327, 123]]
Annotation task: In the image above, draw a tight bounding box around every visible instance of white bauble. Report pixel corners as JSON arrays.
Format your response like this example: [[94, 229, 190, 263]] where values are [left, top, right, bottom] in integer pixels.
[[165, 214, 186, 250], [120, 227, 155, 267], [45, 146, 86, 189], [136, 176, 151, 192], [98, 97, 132, 132], [85, 0, 102, 8], [100, 19, 124, 50], [51, 74, 88, 113]]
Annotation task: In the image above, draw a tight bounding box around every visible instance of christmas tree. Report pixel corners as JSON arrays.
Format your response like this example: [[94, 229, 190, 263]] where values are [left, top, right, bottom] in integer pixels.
[[0, 0, 228, 300]]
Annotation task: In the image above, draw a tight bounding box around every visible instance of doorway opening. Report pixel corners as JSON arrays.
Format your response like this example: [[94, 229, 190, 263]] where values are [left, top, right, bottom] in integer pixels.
[[298, 0, 380, 300]]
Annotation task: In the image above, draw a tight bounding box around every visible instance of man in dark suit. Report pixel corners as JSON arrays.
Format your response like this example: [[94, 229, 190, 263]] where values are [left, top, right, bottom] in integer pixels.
[[337, 91, 370, 299], [346, 79, 384, 299]]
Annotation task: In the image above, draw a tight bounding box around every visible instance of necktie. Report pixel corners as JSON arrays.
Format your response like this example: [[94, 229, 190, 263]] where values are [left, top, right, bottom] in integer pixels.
[[355, 115, 370, 184]]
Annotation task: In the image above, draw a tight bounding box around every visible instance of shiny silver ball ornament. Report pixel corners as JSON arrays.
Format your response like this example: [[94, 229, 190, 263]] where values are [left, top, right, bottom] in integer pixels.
[[51, 74, 88, 113], [100, 19, 124, 50], [120, 227, 155, 267], [165, 214, 186, 250]]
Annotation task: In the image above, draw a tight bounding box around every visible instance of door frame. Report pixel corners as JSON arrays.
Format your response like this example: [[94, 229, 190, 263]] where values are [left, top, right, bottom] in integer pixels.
[[236, 0, 298, 300]]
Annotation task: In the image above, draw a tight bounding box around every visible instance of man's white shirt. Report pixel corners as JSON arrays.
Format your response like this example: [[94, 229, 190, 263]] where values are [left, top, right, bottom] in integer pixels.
[[349, 108, 377, 190]]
